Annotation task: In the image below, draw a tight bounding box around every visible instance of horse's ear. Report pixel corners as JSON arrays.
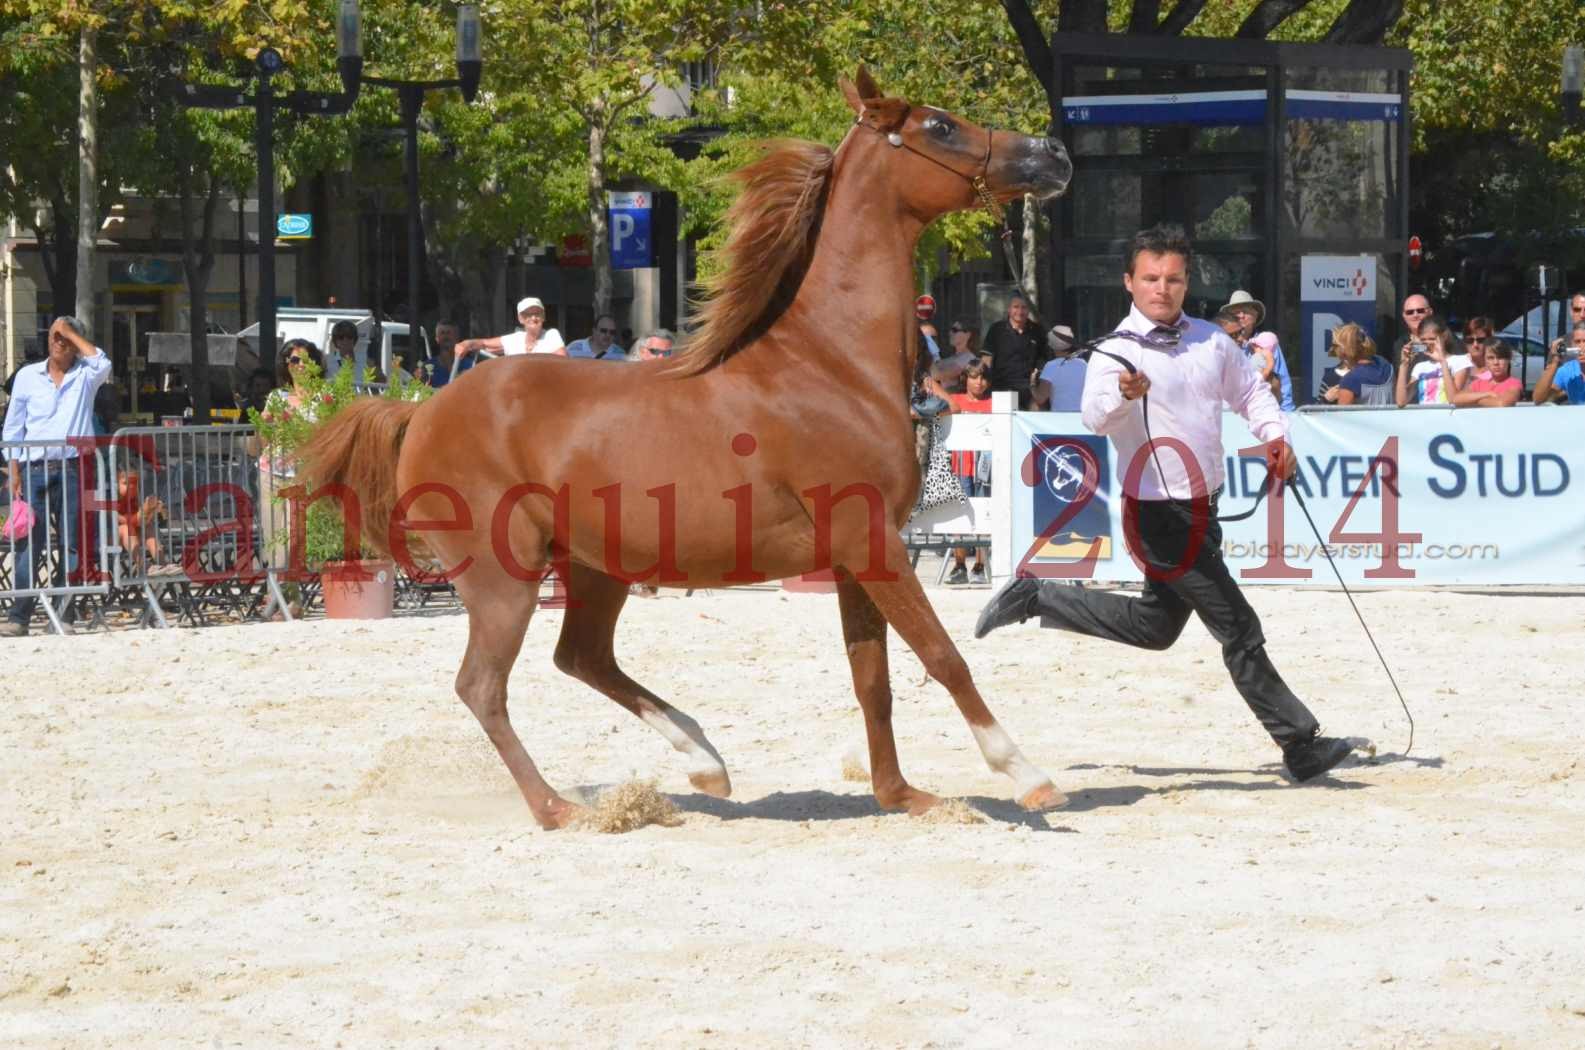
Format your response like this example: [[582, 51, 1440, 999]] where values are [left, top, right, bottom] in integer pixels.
[[840, 76, 864, 116], [854, 66, 882, 101]]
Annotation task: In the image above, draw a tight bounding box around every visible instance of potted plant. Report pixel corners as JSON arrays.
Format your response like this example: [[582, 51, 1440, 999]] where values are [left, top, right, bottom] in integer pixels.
[[249, 359, 432, 619]]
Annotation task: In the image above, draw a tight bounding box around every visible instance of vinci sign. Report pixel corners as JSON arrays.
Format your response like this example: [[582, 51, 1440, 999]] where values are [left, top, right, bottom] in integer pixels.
[[1299, 255, 1376, 404]]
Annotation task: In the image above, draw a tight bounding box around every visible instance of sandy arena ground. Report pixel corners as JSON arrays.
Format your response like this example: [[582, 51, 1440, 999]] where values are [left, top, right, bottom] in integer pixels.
[[2, 581, 1583, 1048]]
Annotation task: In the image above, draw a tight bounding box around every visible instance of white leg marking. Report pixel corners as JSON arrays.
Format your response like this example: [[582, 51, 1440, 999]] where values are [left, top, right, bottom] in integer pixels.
[[638, 703, 729, 785], [969, 720, 1054, 798]]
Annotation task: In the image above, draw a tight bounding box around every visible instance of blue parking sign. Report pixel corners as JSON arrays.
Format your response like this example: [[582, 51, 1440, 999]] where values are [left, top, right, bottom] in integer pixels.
[[608, 192, 652, 270]]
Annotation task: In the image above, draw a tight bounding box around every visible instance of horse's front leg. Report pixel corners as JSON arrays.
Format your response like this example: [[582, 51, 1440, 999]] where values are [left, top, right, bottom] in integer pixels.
[[848, 534, 1066, 812]]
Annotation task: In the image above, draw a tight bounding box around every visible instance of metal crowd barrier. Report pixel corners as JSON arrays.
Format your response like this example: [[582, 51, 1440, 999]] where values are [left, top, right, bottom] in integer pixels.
[[1, 440, 113, 635]]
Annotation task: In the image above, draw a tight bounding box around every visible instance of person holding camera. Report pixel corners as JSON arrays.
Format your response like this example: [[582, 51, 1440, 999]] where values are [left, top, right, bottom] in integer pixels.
[[1531, 321, 1585, 405], [1394, 316, 1468, 406], [1321, 324, 1393, 406]]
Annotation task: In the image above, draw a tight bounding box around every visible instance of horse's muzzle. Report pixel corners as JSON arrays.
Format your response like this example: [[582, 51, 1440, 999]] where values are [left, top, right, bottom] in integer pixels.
[[1012, 135, 1073, 200]]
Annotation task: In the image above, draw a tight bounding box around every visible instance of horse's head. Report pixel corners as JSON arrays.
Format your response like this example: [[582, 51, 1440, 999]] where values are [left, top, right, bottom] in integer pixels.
[[840, 67, 1072, 221]]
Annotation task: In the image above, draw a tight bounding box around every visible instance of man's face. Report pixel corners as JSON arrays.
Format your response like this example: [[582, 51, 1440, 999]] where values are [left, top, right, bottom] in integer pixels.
[[1124, 251, 1189, 325], [1230, 305, 1259, 338], [592, 317, 617, 350], [1571, 327, 1585, 362], [435, 324, 459, 353], [639, 338, 674, 360], [1402, 296, 1431, 334], [1007, 299, 1029, 327], [1216, 315, 1242, 339], [332, 331, 357, 357], [1571, 295, 1585, 326], [47, 328, 76, 369]]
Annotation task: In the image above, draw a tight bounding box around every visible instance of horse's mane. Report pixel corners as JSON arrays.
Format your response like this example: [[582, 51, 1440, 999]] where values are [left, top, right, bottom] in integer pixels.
[[662, 139, 835, 377]]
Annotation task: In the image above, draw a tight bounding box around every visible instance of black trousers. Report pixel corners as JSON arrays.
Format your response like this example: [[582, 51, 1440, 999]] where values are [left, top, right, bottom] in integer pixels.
[[1032, 495, 1320, 748]]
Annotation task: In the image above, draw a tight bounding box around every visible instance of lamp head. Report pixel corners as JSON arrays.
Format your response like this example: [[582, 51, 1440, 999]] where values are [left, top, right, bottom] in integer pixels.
[[456, 5, 482, 102]]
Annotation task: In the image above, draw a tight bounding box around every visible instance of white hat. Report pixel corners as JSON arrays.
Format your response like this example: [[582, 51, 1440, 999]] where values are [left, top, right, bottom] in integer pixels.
[[1047, 324, 1076, 352], [516, 296, 545, 315], [1216, 290, 1264, 325]]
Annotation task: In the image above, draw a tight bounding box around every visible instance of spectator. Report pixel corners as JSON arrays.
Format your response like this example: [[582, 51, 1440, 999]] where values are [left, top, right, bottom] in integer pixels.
[[1031, 325, 1087, 411], [3, 317, 111, 637], [237, 368, 275, 415], [1448, 340, 1520, 408], [982, 294, 1046, 409], [1532, 321, 1585, 405], [918, 321, 943, 361], [1395, 316, 1465, 405], [424, 319, 474, 388], [115, 465, 178, 577], [944, 360, 992, 585], [457, 297, 566, 361], [1395, 293, 1432, 355], [323, 319, 385, 383], [1571, 292, 1585, 331], [1322, 323, 1393, 406], [910, 343, 952, 472], [1214, 290, 1294, 411], [627, 330, 676, 361], [934, 318, 980, 388], [566, 314, 626, 360]]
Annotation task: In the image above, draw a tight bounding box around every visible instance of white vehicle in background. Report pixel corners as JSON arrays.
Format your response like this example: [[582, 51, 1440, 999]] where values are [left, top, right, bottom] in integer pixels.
[[237, 308, 431, 380]]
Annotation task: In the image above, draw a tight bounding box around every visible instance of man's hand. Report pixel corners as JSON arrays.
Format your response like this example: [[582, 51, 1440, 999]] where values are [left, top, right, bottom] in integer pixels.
[[1118, 369, 1150, 401], [1266, 439, 1298, 482], [454, 339, 476, 358]]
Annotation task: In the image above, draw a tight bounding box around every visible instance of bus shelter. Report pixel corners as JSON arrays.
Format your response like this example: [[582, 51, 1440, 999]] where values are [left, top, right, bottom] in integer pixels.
[[1047, 32, 1412, 404]]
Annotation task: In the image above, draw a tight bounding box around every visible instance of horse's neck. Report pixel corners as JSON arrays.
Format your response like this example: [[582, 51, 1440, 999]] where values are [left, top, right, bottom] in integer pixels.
[[781, 143, 924, 383]]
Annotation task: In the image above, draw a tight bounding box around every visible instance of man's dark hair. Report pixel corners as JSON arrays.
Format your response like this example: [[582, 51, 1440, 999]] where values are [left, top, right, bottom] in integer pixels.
[[434, 319, 460, 332], [1124, 224, 1192, 275]]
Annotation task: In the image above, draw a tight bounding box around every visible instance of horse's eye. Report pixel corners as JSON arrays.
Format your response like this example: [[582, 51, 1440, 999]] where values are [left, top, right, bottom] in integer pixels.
[[926, 116, 954, 139]]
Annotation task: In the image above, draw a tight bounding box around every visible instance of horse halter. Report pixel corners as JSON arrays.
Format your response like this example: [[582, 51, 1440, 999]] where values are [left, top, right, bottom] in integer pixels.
[[853, 107, 1004, 223]]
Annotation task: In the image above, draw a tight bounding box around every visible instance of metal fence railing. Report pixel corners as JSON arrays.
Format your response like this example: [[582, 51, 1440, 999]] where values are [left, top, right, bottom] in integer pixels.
[[1, 441, 113, 635]]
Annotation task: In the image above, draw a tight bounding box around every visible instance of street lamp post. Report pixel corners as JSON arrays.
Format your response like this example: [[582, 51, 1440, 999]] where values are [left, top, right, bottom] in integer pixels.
[[342, 1, 483, 363], [1563, 45, 1583, 128], [175, 39, 362, 390]]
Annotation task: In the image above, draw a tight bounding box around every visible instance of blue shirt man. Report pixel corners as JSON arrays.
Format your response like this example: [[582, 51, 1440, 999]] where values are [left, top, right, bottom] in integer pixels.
[[3, 317, 111, 636], [1534, 330, 1585, 404]]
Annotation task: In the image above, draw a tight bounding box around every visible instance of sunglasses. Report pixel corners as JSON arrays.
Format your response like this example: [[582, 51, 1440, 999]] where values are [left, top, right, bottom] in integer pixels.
[[949, 326, 968, 333], [1404, 307, 1429, 316], [287, 356, 305, 365], [597, 327, 617, 335]]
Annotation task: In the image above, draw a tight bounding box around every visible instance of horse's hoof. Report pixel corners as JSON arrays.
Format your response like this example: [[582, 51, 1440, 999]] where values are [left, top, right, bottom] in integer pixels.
[[881, 788, 940, 816], [1018, 782, 1069, 812], [536, 798, 585, 830], [688, 769, 733, 799]]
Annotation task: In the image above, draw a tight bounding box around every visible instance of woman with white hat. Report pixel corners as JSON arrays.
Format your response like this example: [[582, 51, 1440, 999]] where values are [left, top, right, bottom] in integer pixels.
[[1215, 289, 1294, 410], [456, 296, 567, 361]]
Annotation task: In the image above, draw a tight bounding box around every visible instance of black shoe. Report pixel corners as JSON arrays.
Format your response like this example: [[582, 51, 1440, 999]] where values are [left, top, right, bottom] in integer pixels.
[[1282, 735, 1353, 782], [973, 576, 1040, 639], [946, 565, 968, 585]]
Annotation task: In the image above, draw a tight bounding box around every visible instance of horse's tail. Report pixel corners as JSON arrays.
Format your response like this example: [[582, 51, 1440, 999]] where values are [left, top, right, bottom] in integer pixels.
[[298, 398, 420, 559]]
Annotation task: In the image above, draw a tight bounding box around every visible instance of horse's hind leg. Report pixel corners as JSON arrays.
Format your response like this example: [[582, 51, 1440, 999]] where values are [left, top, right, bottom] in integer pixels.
[[852, 536, 1066, 812], [836, 571, 939, 815], [455, 573, 580, 829], [552, 563, 732, 798]]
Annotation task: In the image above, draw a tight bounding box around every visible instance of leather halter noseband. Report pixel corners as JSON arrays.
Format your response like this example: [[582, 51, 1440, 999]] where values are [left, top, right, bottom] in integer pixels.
[[853, 106, 1004, 223]]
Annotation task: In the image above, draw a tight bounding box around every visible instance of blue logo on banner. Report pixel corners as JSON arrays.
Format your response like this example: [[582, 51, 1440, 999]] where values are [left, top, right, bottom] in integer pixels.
[[608, 192, 652, 270], [1030, 433, 1114, 561]]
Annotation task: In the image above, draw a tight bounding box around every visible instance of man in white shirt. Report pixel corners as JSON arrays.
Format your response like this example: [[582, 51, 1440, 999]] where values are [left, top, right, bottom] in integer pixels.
[[3, 317, 112, 636], [456, 296, 566, 361], [974, 224, 1354, 784]]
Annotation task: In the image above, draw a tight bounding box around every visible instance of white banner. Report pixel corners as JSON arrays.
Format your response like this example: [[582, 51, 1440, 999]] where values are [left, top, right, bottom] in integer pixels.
[[993, 406, 1582, 586]]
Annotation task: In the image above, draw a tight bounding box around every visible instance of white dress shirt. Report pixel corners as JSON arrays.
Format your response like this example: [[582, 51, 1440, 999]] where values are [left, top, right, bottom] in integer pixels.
[[3, 350, 112, 461], [1081, 305, 1288, 501]]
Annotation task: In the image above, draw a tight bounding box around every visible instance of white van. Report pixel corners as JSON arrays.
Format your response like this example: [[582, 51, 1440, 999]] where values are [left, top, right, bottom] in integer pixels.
[[237, 308, 431, 380]]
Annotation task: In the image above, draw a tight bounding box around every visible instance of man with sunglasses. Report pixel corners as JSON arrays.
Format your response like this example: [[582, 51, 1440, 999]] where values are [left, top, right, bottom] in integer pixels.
[[626, 330, 675, 362], [566, 314, 626, 360], [1394, 294, 1432, 356]]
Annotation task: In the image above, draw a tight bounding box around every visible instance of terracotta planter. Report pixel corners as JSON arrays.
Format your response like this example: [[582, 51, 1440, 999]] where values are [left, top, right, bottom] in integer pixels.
[[321, 559, 396, 620], [781, 568, 841, 594]]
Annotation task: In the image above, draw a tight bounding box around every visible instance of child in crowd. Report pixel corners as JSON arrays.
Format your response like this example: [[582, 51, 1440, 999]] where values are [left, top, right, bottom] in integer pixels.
[[116, 466, 178, 576]]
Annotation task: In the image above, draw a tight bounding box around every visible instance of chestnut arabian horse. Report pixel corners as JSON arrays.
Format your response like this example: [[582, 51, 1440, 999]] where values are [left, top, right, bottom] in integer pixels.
[[302, 69, 1074, 829]]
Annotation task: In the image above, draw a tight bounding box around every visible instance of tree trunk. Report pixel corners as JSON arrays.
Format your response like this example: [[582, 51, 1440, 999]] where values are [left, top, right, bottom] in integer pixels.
[[1021, 193, 1040, 308], [587, 116, 612, 321], [74, 26, 98, 335], [179, 173, 221, 424], [33, 182, 77, 319]]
